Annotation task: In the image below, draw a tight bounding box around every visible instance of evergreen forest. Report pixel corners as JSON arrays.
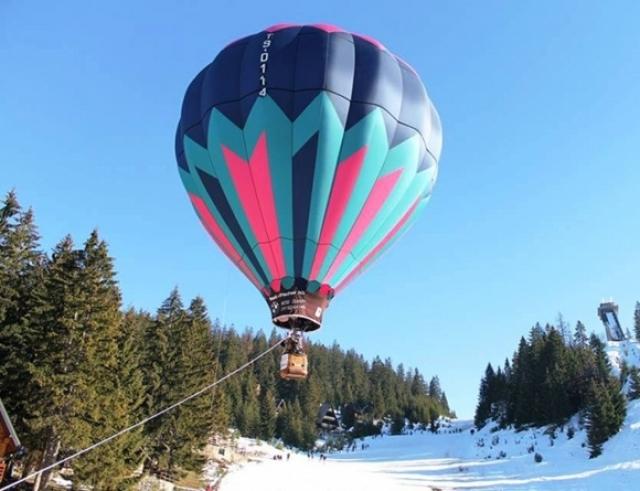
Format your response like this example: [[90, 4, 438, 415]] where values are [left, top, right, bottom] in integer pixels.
[[474, 321, 631, 458], [0, 191, 451, 490]]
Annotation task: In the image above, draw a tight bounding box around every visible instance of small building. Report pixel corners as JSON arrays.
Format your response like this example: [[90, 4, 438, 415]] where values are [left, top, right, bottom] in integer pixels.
[[598, 301, 625, 341], [0, 398, 21, 483], [316, 403, 341, 431]]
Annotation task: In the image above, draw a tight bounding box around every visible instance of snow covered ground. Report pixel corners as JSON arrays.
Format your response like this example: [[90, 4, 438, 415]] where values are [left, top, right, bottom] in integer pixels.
[[219, 341, 640, 490], [219, 404, 640, 491]]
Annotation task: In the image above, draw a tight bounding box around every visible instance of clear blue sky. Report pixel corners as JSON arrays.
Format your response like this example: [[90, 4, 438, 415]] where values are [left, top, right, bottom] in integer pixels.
[[2, 1, 640, 418]]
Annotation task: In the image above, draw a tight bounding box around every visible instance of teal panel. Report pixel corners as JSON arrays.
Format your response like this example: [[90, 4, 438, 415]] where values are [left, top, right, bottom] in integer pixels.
[[326, 135, 422, 284], [316, 108, 390, 281], [294, 93, 345, 278], [332, 173, 431, 287], [333, 199, 428, 289]]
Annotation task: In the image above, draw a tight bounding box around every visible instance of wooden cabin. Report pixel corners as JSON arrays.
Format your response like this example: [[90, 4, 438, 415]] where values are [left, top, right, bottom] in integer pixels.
[[0, 398, 21, 483], [316, 403, 341, 431]]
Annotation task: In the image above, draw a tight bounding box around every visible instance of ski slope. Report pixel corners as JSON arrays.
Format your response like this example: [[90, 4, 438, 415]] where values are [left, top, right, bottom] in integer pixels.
[[220, 341, 640, 491], [220, 402, 640, 491]]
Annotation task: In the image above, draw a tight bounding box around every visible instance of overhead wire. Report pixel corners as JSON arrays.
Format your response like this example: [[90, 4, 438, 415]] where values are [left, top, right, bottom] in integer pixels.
[[0, 339, 283, 491]]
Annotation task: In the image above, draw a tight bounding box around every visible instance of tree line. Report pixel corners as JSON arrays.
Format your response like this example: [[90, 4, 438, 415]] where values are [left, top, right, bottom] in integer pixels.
[[474, 320, 630, 458], [0, 191, 450, 489]]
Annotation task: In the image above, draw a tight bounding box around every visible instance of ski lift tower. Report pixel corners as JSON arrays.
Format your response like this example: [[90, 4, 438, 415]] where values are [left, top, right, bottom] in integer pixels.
[[598, 301, 625, 341]]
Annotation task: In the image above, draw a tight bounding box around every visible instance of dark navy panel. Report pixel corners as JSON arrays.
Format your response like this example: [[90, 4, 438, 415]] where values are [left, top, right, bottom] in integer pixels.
[[326, 92, 350, 127], [200, 40, 249, 109], [294, 30, 329, 90], [270, 26, 305, 46], [269, 88, 296, 121], [180, 68, 208, 147], [265, 31, 300, 118], [211, 94, 259, 131], [345, 101, 377, 130], [184, 122, 206, 152], [389, 123, 419, 149], [350, 37, 403, 119], [266, 30, 300, 91], [177, 24, 440, 175], [344, 101, 398, 146], [197, 169, 270, 286], [198, 107, 216, 145], [324, 35, 356, 100], [397, 63, 430, 138], [292, 133, 319, 278], [417, 149, 437, 173], [380, 109, 400, 148], [292, 90, 322, 121], [175, 124, 189, 172], [238, 32, 269, 99], [180, 67, 206, 128]]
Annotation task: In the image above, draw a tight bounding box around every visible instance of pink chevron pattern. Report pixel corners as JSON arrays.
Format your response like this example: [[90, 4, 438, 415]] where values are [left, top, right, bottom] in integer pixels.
[[189, 193, 263, 291], [222, 133, 286, 291], [334, 198, 421, 293], [309, 146, 367, 280], [322, 168, 403, 284]]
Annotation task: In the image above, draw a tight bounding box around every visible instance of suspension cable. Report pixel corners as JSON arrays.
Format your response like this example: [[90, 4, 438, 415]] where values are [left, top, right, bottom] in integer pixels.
[[1, 339, 282, 491]]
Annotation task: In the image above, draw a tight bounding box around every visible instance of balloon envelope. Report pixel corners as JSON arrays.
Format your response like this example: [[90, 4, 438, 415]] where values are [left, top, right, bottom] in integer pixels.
[[176, 24, 442, 331]]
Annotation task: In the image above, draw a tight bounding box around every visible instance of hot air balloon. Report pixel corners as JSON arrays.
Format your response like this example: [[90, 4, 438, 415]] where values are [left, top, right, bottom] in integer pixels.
[[176, 24, 442, 379]]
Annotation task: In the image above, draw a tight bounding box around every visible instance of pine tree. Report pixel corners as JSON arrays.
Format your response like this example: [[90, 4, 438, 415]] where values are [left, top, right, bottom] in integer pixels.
[[210, 388, 230, 437], [143, 288, 187, 473], [219, 330, 246, 426], [258, 388, 277, 441], [539, 327, 572, 423], [117, 309, 152, 469], [428, 376, 442, 401], [410, 369, 427, 396], [589, 334, 611, 382], [27, 236, 87, 490], [178, 298, 217, 462], [70, 232, 145, 489], [628, 368, 640, 400], [284, 400, 305, 448], [509, 337, 532, 426], [0, 192, 44, 446], [586, 381, 615, 458], [372, 385, 386, 418], [210, 319, 231, 436], [556, 312, 570, 344], [145, 292, 217, 474], [574, 321, 588, 346], [607, 377, 627, 434], [475, 363, 495, 427], [238, 374, 260, 438], [300, 375, 323, 447], [634, 302, 640, 341], [440, 392, 450, 415]]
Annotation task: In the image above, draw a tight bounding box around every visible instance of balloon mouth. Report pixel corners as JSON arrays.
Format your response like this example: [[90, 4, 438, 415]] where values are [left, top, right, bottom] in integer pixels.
[[267, 285, 333, 332]]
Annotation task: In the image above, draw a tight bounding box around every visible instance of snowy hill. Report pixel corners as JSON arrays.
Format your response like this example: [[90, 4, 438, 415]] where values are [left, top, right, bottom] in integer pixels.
[[219, 404, 640, 490], [606, 339, 640, 377], [218, 340, 640, 490]]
